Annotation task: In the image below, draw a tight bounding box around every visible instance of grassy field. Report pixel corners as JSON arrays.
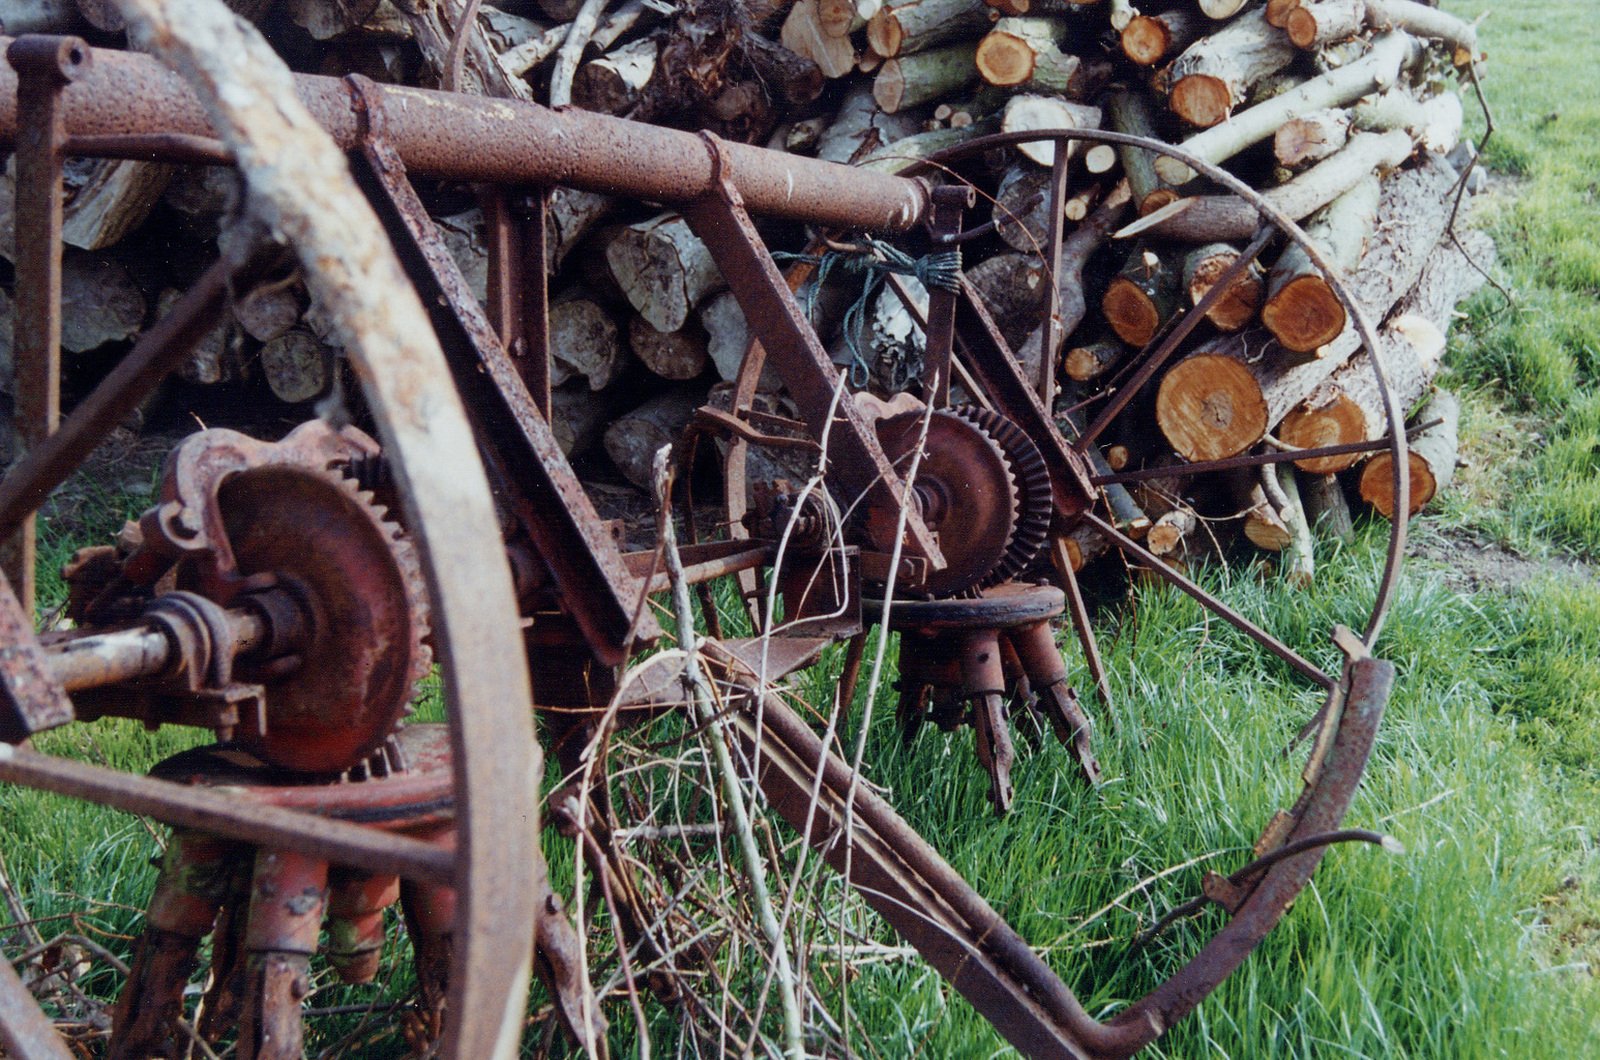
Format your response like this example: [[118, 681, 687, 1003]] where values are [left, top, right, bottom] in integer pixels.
[[4, 1, 1599, 1056]]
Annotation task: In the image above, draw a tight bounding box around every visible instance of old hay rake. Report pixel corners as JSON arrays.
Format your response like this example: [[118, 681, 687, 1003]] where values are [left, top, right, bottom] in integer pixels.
[[0, 1, 1410, 1056]]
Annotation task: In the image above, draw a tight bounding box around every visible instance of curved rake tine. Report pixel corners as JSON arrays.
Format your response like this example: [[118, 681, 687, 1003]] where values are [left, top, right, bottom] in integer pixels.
[[1079, 510, 1337, 691], [1074, 223, 1276, 453], [1051, 537, 1114, 719], [1037, 140, 1072, 407]]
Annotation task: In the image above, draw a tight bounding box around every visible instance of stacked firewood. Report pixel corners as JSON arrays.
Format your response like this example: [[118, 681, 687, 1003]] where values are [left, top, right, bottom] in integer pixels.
[[0, 0, 1491, 583]]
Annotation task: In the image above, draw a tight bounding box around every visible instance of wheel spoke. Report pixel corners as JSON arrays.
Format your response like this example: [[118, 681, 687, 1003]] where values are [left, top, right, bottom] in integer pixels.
[[0, 746, 455, 885], [1090, 432, 1420, 487], [1051, 537, 1115, 717], [0, 954, 73, 1060], [1075, 224, 1275, 452], [1080, 510, 1336, 690]]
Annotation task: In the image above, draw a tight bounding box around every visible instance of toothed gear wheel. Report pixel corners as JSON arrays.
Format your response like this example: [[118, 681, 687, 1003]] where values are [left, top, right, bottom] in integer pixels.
[[178, 460, 431, 774], [869, 406, 1019, 598], [949, 406, 1053, 587]]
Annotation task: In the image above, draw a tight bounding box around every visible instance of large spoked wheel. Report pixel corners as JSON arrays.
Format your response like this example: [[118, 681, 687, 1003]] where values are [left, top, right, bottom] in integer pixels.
[[699, 127, 1410, 1054], [910, 126, 1410, 703], [0, 3, 537, 1058], [724, 125, 1409, 715]]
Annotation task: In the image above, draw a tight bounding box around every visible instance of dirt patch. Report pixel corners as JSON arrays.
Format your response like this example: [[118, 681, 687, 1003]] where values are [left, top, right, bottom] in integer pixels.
[[1410, 525, 1598, 594]]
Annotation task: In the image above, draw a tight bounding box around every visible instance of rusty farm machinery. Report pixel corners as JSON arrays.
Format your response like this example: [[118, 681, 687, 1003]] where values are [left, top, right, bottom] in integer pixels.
[[0, 3, 1414, 1057]]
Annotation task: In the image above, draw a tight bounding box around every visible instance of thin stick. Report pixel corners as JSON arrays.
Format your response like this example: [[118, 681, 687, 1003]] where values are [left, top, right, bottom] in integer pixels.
[[550, 0, 612, 108], [653, 446, 805, 1059]]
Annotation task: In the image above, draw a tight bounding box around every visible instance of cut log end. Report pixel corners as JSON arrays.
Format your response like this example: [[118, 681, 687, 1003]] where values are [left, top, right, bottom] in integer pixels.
[[1121, 17, 1172, 67], [1102, 277, 1161, 347], [1278, 394, 1367, 473], [1170, 74, 1233, 129], [1358, 450, 1435, 518], [1261, 275, 1345, 353], [975, 31, 1036, 88], [1156, 354, 1269, 462], [1138, 188, 1181, 216], [1065, 341, 1122, 383], [1186, 250, 1263, 332]]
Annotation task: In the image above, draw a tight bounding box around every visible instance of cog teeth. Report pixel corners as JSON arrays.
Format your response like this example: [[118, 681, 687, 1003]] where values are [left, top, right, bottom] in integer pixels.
[[951, 405, 1053, 587], [324, 459, 434, 732]]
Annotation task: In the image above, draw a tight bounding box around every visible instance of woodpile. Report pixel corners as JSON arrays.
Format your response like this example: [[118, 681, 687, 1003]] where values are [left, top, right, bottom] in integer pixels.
[[1, 0, 1492, 586]]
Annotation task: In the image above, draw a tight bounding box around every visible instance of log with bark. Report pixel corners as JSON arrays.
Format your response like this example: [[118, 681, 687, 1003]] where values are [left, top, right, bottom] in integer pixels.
[[1153, 153, 1457, 463], [1358, 387, 1460, 517], [1163, 9, 1297, 129], [1260, 173, 1380, 354]]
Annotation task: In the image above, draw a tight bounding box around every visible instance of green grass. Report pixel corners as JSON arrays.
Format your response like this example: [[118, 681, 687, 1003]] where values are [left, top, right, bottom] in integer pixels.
[[1441, 1, 1600, 556], [6, 2, 1600, 1056]]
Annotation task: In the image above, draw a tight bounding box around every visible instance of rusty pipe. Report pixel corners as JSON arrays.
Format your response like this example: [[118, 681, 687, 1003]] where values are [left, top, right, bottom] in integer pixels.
[[44, 595, 296, 694], [0, 37, 929, 232]]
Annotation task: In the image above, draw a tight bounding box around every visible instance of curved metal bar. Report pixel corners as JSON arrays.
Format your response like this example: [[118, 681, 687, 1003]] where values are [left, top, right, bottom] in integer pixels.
[[707, 638, 1390, 1059], [78, 8, 542, 1059], [920, 127, 1409, 649]]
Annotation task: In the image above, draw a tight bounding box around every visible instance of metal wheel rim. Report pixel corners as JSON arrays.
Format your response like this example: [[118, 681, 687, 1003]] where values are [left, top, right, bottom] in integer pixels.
[[0, 3, 539, 1056]]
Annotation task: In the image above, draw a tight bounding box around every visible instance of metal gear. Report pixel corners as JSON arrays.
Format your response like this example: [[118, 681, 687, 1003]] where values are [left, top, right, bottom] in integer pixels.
[[866, 406, 1019, 598], [200, 456, 432, 774], [949, 405, 1053, 588], [104, 422, 433, 775]]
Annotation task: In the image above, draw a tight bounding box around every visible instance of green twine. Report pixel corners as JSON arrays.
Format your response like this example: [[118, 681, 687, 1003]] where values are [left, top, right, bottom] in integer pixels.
[[774, 236, 961, 388]]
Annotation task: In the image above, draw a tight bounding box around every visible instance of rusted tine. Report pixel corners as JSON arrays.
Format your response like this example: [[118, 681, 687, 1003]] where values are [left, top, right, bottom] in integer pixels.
[[0, 746, 455, 885], [1079, 510, 1337, 691], [1074, 224, 1276, 453]]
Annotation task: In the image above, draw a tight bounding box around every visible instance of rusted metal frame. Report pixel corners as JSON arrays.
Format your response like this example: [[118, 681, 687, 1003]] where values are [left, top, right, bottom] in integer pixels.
[[921, 184, 972, 407], [623, 539, 775, 592], [345, 117, 657, 663], [682, 134, 945, 572], [1093, 434, 1411, 487], [691, 406, 822, 454], [4, 35, 86, 617], [1075, 224, 1276, 453], [0, 746, 455, 886], [480, 184, 553, 418], [1106, 657, 1393, 1051], [882, 272, 992, 411], [1080, 510, 1336, 690], [0, 953, 73, 1060], [0, 255, 241, 543], [950, 278, 1097, 520], [524, 187, 552, 417], [922, 126, 1407, 649], [479, 186, 524, 357], [0, 38, 930, 233], [63, 130, 231, 164], [0, 569, 73, 743]]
